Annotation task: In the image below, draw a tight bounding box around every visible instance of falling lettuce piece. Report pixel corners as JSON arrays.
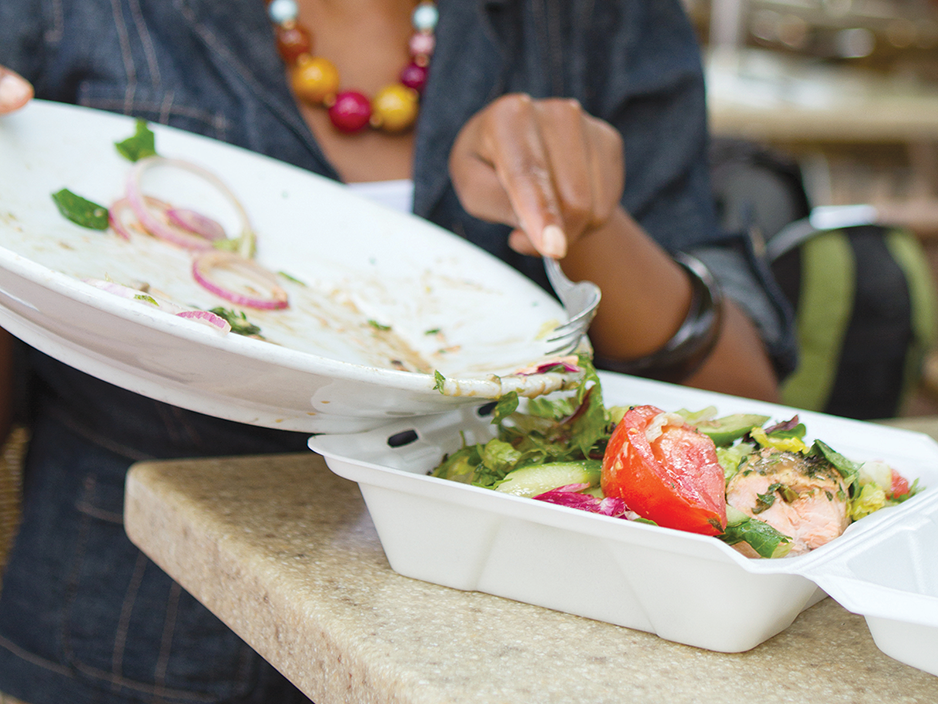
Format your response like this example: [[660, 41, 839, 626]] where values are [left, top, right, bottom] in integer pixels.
[[490, 392, 519, 424], [51, 189, 109, 230], [115, 119, 157, 162]]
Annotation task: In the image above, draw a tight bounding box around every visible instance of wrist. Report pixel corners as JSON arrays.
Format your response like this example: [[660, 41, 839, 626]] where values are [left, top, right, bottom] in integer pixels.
[[593, 252, 725, 383]]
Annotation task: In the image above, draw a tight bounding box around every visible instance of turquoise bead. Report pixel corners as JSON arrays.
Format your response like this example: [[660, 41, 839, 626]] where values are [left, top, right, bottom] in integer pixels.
[[268, 0, 298, 25], [412, 2, 438, 32]]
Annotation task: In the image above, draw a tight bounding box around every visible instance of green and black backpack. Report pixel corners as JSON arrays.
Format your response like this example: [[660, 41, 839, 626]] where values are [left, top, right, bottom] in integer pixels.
[[711, 140, 937, 420]]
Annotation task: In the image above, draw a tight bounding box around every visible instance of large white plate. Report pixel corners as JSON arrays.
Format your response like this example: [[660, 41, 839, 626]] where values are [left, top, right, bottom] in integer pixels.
[[0, 101, 577, 432], [309, 372, 938, 658]]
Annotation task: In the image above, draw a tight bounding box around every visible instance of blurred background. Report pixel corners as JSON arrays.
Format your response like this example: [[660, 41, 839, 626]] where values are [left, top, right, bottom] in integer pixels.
[[683, 0, 938, 417], [688, 0, 938, 221]]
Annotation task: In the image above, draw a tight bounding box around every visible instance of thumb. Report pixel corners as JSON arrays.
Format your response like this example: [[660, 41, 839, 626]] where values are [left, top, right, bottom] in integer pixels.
[[0, 69, 33, 114]]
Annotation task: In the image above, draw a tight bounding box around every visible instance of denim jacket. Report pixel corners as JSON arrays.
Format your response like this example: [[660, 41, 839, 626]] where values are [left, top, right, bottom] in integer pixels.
[[0, 2, 795, 701]]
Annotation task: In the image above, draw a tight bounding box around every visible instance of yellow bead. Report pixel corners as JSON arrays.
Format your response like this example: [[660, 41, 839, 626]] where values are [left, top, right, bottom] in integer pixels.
[[291, 55, 340, 104], [370, 83, 419, 132]]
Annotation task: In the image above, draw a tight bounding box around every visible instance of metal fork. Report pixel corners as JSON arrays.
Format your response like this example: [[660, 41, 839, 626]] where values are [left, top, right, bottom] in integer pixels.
[[543, 257, 601, 354]]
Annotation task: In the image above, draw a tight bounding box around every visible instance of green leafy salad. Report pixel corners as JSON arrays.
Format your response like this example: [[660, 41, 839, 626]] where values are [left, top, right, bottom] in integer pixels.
[[431, 357, 921, 558]]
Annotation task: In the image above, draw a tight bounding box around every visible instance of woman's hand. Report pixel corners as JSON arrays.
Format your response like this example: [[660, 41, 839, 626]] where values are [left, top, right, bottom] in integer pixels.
[[449, 93, 624, 258], [0, 67, 33, 114], [447, 93, 780, 403]]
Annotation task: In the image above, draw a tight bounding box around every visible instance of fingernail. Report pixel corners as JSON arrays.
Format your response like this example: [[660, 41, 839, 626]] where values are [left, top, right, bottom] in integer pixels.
[[0, 71, 32, 111], [541, 224, 567, 258]]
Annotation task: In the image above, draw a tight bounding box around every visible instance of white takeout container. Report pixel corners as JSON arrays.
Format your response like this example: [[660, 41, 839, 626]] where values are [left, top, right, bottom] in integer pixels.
[[308, 372, 938, 669]]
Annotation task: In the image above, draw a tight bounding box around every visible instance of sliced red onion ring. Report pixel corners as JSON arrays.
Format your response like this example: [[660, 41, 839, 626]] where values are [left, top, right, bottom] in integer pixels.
[[514, 355, 582, 376], [175, 309, 232, 334], [108, 196, 172, 241], [192, 250, 288, 310], [85, 279, 232, 334], [166, 208, 226, 241], [83, 278, 186, 314], [126, 157, 255, 256]]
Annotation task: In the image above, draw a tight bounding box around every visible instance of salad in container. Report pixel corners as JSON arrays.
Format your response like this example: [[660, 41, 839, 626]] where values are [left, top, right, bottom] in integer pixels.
[[309, 358, 938, 669]]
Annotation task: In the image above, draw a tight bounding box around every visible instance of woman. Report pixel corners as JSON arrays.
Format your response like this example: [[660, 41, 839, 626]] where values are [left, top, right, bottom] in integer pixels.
[[0, 0, 795, 701]]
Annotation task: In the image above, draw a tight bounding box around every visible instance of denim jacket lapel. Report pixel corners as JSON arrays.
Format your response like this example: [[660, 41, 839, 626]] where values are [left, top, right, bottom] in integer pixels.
[[413, 0, 510, 219], [173, 0, 338, 179]]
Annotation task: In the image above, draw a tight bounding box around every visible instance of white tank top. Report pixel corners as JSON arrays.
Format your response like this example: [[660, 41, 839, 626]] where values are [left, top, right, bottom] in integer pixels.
[[347, 179, 415, 215]]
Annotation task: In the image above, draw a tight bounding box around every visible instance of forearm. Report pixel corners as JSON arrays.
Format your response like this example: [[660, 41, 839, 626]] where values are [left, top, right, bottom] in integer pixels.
[[562, 207, 780, 403]]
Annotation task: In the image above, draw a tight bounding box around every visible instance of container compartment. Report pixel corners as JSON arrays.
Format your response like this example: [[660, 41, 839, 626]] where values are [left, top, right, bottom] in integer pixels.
[[308, 372, 938, 658]]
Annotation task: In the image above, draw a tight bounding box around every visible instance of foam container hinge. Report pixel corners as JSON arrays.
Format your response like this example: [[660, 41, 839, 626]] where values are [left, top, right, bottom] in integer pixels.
[[307, 372, 938, 669]]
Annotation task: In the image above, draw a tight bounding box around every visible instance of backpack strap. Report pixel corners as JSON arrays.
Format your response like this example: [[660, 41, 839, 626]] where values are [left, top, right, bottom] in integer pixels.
[[886, 228, 938, 406], [779, 230, 855, 411]]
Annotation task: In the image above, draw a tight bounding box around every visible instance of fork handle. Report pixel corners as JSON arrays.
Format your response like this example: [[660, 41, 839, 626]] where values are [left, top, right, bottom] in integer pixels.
[[594, 253, 723, 383]]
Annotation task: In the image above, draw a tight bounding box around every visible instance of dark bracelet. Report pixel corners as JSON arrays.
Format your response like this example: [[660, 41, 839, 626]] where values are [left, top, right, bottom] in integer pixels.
[[594, 252, 725, 384]]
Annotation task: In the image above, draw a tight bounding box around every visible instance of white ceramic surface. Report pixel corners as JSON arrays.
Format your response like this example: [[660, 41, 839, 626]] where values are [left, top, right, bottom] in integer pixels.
[[0, 101, 576, 433], [308, 372, 938, 656]]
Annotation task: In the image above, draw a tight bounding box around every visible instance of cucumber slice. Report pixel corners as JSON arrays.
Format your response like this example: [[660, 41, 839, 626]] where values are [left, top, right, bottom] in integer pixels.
[[494, 460, 602, 498]]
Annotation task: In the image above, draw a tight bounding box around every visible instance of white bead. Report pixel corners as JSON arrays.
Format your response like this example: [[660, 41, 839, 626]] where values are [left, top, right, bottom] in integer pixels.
[[268, 0, 298, 25], [412, 2, 438, 32]]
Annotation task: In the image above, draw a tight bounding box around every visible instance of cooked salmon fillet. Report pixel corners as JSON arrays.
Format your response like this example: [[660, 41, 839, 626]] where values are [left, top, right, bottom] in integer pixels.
[[726, 448, 850, 555]]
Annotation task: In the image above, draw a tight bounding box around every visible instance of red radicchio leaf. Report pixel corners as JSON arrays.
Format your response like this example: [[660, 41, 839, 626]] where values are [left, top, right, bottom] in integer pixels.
[[533, 484, 632, 519], [764, 415, 800, 435]]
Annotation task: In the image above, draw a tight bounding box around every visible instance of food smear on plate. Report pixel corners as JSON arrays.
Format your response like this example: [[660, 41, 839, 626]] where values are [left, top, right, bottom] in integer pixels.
[[40, 120, 582, 385], [430, 358, 920, 558]]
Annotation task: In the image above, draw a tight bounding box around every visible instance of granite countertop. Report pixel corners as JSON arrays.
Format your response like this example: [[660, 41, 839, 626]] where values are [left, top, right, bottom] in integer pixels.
[[125, 441, 938, 704]]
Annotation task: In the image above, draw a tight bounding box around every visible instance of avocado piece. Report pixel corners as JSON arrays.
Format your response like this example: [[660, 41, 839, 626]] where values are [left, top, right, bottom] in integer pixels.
[[693, 413, 770, 446]]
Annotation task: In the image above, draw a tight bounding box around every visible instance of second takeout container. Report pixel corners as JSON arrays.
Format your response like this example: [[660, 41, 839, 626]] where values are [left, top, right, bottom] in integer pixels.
[[308, 372, 938, 667]]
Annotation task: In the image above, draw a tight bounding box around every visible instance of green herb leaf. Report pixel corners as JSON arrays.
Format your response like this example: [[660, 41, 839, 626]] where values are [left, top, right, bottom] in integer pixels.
[[51, 189, 109, 230], [208, 307, 262, 336], [115, 119, 157, 162], [278, 271, 306, 285], [368, 319, 391, 331], [753, 490, 776, 514], [433, 370, 446, 393]]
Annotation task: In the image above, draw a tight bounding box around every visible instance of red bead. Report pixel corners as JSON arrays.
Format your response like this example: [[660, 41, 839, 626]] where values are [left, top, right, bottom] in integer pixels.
[[399, 62, 428, 93], [276, 24, 311, 64], [328, 91, 372, 132]]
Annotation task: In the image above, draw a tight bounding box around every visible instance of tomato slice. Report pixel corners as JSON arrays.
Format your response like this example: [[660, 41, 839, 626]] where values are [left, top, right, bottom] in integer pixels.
[[601, 405, 727, 535], [890, 468, 911, 500]]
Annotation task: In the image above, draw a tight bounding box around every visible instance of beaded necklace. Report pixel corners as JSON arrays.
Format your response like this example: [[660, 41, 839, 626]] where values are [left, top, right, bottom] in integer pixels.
[[266, 0, 437, 133]]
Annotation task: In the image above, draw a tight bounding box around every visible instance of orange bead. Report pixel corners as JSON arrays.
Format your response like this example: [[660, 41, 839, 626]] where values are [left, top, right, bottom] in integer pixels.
[[276, 23, 311, 64], [291, 55, 340, 104], [370, 83, 419, 132]]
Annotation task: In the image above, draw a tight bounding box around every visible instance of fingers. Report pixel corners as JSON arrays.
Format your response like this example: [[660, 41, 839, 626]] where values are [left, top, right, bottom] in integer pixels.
[[449, 93, 624, 259], [451, 95, 565, 256], [0, 67, 33, 114]]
